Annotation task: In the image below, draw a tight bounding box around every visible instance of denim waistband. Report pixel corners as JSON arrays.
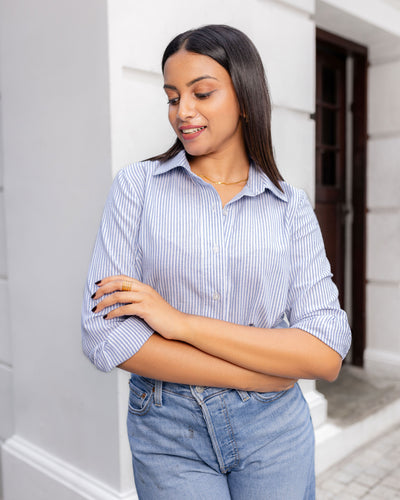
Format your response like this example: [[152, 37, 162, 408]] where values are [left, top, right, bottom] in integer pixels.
[[130, 374, 251, 407]]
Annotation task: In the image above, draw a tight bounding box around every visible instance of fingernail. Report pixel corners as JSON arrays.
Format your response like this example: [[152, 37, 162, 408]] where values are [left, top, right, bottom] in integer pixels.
[[103, 314, 108, 320], [95, 280, 101, 285], [91, 306, 97, 313], [91, 292, 96, 299]]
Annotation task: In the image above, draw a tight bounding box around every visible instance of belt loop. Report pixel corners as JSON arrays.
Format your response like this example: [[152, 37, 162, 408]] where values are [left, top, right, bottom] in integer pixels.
[[237, 390, 250, 402], [154, 379, 163, 407]]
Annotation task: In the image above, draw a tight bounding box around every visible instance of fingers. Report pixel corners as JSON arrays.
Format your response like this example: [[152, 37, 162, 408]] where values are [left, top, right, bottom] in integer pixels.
[[92, 275, 142, 300], [95, 274, 137, 286], [92, 291, 142, 314], [104, 305, 137, 320], [90, 275, 157, 322]]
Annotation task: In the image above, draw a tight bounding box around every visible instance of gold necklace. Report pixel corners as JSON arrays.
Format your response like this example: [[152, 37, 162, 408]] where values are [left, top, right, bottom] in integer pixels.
[[197, 173, 248, 186]]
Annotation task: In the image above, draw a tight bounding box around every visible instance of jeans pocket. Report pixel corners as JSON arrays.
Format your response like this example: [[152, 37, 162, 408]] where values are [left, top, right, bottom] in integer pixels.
[[128, 379, 153, 416], [250, 389, 288, 403]]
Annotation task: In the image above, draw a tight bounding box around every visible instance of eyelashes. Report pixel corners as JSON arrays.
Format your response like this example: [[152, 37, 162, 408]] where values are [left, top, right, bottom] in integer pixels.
[[166, 91, 214, 106], [167, 97, 179, 105]]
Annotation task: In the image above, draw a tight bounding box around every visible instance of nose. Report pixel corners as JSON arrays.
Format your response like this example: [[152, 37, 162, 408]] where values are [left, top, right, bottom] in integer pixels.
[[177, 96, 196, 121]]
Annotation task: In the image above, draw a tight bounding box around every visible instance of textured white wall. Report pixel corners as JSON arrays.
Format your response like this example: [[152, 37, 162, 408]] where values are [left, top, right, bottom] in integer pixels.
[[0, 0, 137, 498], [0, 19, 13, 499], [366, 59, 400, 369]]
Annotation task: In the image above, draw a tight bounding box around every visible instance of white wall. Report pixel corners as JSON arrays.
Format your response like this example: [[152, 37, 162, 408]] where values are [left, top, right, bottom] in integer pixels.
[[0, 24, 13, 498], [0, 1, 139, 498], [366, 59, 400, 370]]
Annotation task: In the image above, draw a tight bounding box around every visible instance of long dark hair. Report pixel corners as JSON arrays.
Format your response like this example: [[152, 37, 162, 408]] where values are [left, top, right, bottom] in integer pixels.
[[150, 24, 283, 190]]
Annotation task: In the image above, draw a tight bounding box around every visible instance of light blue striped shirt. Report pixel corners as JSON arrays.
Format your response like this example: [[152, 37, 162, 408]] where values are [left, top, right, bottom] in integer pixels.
[[82, 150, 351, 372]]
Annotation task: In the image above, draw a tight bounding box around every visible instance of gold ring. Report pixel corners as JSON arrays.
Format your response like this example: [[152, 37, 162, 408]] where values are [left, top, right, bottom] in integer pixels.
[[122, 280, 132, 292]]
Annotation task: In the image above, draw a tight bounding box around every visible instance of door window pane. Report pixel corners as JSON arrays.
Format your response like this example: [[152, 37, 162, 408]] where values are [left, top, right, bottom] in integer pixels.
[[321, 151, 336, 186], [322, 108, 337, 146], [322, 66, 337, 104]]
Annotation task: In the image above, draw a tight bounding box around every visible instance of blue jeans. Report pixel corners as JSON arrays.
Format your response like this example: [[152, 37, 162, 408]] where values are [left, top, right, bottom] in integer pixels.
[[127, 375, 315, 499]]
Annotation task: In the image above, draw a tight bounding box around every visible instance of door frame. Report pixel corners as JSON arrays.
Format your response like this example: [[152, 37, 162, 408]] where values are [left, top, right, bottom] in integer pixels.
[[316, 28, 368, 367]]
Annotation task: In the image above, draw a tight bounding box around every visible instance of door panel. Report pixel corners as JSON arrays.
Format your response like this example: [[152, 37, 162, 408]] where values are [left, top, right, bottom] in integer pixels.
[[315, 46, 346, 306], [316, 28, 368, 367]]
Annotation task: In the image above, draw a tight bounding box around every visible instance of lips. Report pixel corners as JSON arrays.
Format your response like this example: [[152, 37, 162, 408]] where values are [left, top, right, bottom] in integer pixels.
[[179, 125, 207, 141], [180, 126, 206, 134]]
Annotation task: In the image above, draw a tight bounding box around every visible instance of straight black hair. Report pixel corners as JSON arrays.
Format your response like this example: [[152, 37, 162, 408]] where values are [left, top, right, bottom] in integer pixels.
[[149, 24, 284, 190]]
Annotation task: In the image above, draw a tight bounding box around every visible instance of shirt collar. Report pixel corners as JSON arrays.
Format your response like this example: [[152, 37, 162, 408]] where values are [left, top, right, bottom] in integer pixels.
[[243, 163, 288, 202], [153, 149, 191, 176], [153, 150, 288, 203]]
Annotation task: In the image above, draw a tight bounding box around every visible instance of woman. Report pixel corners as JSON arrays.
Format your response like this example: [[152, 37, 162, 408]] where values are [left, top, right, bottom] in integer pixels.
[[82, 25, 351, 499]]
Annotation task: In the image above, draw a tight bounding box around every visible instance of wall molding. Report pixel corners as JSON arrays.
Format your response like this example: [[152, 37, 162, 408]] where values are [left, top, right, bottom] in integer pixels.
[[2, 435, 138, 500]]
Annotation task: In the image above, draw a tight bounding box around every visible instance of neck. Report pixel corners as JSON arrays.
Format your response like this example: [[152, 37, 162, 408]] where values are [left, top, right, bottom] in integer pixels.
[[189, 149, 249, 184]]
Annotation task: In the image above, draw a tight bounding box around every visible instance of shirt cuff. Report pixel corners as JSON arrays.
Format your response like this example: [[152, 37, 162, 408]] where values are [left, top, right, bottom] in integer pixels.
[[290, 312, 352, 360], [90, 317, 154, 372]]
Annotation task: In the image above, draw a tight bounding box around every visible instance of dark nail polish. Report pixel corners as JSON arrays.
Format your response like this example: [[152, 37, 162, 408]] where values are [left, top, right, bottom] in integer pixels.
[[91, 292, 96, 299], [103, 314, 108, 320], [91, 306, 97, 313], [95, 280, 101, 285]]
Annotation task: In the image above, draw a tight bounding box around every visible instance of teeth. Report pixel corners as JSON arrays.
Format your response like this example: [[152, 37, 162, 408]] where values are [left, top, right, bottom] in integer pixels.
[[182, 127, 205, 134]]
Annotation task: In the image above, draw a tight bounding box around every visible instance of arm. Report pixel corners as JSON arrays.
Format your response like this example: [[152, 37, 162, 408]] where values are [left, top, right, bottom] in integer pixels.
[[95, 276, 340, 382], [171, 319, 342, 382], [81, 166, 154, 372], [118, 334, 297, 392]]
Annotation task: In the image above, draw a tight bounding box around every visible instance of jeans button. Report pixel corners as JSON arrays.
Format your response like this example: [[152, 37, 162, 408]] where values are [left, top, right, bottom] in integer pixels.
[[195, 386, 205, 393]]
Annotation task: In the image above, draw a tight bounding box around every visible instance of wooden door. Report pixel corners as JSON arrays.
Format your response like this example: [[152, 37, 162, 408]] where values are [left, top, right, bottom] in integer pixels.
[[315, 29, 368, 366], [315, 46, 347, 305]]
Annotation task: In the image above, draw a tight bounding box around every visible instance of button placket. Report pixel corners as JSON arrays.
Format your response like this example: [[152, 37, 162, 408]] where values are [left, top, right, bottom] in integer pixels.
[[212, 292, 221, 301]]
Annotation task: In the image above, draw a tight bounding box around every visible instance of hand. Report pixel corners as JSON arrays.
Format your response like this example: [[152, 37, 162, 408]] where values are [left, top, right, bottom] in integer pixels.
[[92, 275, 186, 339]]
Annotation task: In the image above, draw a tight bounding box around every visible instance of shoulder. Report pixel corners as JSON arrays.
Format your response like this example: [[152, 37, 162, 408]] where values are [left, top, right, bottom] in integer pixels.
[[117, 158, 160, 184], [279, 181, 309, 205], [110, 158, 163, 200], [277, 181, 313, 220]]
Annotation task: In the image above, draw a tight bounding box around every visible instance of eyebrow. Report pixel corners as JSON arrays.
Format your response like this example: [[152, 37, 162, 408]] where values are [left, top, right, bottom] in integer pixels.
[[163, 75, 218, 90]]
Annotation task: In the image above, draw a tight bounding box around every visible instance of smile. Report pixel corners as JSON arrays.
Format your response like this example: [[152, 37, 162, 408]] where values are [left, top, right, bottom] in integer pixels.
[[181, 126, 206, 134]]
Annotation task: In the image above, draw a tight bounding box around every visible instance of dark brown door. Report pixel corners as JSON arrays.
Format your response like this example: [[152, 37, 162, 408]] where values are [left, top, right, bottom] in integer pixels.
[[315, 29, 368, 366], [315, 47, 347, 304]]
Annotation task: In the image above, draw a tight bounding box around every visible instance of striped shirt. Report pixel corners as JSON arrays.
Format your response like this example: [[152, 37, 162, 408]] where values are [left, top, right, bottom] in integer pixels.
[[81, 150, 351, 372]]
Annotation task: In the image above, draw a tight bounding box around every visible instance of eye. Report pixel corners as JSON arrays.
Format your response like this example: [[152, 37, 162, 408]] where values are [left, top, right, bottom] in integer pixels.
[[167, 97, 179, 106], [195, 91, 213, 100]]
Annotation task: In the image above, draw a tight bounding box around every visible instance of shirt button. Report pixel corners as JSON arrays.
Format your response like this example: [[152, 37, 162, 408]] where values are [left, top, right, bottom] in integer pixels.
[[222, 209, 228, 216], [213, 245, 219, 253], [212, 292, 221, 301], [195, 386, 205, 393]]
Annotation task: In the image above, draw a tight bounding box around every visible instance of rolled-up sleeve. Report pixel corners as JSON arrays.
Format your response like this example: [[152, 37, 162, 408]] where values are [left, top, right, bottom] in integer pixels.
[[287, 190, 351, 359], [81, 165, 153, 372]]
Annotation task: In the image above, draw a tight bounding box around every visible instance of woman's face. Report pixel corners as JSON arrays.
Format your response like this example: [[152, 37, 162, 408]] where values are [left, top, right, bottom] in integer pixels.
[[163, 50, 244, 159]]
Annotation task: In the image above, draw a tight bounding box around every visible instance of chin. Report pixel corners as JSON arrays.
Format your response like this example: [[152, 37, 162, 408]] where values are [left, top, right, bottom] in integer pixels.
[[182, 144, 212, 158]]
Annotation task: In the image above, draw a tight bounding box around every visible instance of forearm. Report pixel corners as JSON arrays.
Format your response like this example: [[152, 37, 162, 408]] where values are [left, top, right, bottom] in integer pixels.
[[94, 276, 341, 382], [118, 333, 296, 392], [177, 316, 342, 382]]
